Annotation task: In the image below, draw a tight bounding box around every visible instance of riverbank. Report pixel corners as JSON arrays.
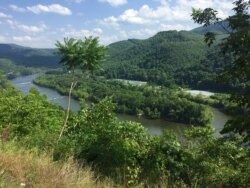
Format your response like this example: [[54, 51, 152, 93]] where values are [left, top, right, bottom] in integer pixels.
[[3, 73, 249, 188], [11, 74, 231, 136], [34, 74, 215, 126]]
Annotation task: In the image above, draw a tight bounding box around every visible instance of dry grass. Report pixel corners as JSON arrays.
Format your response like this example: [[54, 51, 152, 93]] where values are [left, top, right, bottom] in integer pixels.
[[0, 142, 186, 188], [0, 142, 115, 188]]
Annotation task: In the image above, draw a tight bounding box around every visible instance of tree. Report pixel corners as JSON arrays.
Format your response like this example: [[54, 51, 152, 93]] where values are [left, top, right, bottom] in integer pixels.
[[191, 0, 250, 142], [0, 87, 64, 150], [55, 36, 106, 140]]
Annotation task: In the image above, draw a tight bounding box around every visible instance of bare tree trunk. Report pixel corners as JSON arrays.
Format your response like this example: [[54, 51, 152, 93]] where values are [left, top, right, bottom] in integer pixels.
[[123, 159, 127, 188], [58, 80, 77, 142]]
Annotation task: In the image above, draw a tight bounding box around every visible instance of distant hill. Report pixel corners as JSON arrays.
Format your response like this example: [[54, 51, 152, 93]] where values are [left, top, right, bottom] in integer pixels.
[[192, 20, 230, 34], [101, 29, 236, 92], [101, 30, 231, 90], [0, 58, 39, 79], [0, 44, 60, 68]]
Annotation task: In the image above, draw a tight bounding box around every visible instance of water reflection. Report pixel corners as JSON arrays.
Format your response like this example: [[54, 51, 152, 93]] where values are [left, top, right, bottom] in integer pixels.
[[11, 74, 231, 136]]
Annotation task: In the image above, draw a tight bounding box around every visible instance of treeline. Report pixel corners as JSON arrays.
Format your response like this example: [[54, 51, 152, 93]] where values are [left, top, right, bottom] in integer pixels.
[[34, 73, 213, 126], [0, 73, 249, 187]]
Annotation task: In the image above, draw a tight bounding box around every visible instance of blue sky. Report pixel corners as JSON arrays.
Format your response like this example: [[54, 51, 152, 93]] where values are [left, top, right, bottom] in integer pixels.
[[0, 0, 234, 48]]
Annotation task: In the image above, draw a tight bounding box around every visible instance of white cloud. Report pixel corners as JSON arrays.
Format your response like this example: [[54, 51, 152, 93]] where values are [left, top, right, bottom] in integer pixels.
[[159, 0, 169, 6], [119, 9, 152, 24], [27, 4, 72, 15], [64, 30, 87, 38], [58, 27, 66, 32], [95, 28, 158, 45], [6, 20, 47, 33], [101, 35, 120, 44], [99, 0, 127, 7], [64, 28, 103, 38], [98, 0, 234, 44], [160, 23, 192, 31], [101, 7, 158, 26], [68, 0, 85, 3], [9, 5, 26, 12], [13, 35, 33, 42], [0, 35, 7, 42], [0, 12, 12, 18], [101, 16, 120, 27], [93, 28, 103, 34], [11, 35, 54, 48], [120, 28, 157, 39], [101, 4, 168, 26], [101, 0, 234, 27]]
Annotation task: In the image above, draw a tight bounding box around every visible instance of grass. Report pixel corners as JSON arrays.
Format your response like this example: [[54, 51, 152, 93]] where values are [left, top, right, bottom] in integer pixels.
[[0, 142, 114, 188], [0, 142, 187, 188]]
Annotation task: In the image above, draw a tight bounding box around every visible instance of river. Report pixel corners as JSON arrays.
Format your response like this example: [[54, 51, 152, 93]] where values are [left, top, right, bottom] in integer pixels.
[[11, 74, 231, 137]]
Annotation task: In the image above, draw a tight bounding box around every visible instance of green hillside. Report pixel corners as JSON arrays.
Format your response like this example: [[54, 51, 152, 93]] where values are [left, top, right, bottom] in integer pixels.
[[0, 30, 231, 91], [0, 43, 60, 68], [0, 71, 249, 188], [101, 30, 230, 90]]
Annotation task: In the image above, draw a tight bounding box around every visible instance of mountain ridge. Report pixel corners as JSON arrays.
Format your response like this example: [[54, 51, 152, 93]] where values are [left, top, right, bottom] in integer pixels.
[[0, 25, 230, 90], [0, 43, 60, 68]]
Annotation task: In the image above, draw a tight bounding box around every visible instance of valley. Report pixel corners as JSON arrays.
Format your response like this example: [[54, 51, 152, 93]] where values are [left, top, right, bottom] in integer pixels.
[[0, 1, 249, 186], [11, 74, 230, 137]]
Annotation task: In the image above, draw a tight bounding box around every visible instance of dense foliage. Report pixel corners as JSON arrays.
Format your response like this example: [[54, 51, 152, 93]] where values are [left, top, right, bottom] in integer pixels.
[[56, 37, 106, 73], [55, 36, 106, 140], [0, 30, 233, 91], [192, 0, 250, 142], [99, 30, 233, 91], [34, 73, 213, 126], [0, 76, 63, 149], [179, 91, 246, 116], [0, 74, 249, 187], [0, 1, 249, 186]]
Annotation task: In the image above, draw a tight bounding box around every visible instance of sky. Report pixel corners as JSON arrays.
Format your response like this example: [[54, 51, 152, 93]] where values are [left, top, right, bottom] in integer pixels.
[[0, 0, 235, 48]]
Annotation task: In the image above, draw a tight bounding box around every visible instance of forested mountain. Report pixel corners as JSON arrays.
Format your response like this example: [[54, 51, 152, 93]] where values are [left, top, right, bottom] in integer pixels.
[[0, 29, 231, 90], [0, 44, 60, 68], [101, 30, 231, 91]]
